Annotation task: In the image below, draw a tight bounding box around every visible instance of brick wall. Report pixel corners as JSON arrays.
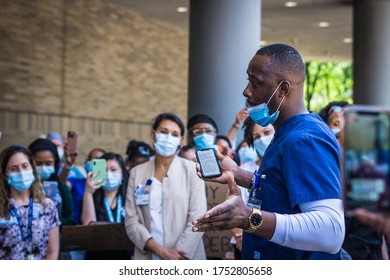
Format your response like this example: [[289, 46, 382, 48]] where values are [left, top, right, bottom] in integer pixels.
[[0, 0, 188, 160]]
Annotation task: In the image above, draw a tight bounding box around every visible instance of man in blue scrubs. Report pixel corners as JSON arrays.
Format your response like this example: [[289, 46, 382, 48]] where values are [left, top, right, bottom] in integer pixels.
[[192, 44, 345, 259]]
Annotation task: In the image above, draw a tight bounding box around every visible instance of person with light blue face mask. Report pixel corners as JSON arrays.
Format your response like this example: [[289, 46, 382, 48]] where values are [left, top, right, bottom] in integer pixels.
[[187, 114, 241, 165], [238, 144, 258, 164], [0, 145, 60, 260], [247, 80, 285, 127], [192, 44, 345, 261], [103, 170, 123, 191], [125, 112, 207, 260], [28, 138, 75, 227], [7, 170, 35, 192], [36, 166, 55, 181], [81, 152, 131, 259], [82, 152, 127, 224], [187, 114, 218, 150]]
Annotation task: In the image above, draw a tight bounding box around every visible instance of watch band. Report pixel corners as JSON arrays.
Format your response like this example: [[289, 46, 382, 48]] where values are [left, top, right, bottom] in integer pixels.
[[245, 208, 263, 233]]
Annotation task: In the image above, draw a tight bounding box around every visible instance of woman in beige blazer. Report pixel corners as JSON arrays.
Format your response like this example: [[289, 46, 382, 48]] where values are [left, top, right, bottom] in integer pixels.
[[125, 113, 207, 260]]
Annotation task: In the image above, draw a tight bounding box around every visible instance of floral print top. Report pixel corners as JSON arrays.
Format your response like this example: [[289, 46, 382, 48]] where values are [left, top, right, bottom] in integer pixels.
[[0, 198, 60, 260]]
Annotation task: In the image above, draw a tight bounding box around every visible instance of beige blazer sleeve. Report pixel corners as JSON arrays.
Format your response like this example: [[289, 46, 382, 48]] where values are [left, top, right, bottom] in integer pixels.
[[170, 158, 207, 259]]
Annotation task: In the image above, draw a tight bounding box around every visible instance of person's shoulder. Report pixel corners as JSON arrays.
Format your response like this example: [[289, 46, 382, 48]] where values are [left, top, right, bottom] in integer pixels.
[[132, 158, 153, 171], [283, 113, 331, 138], [130, 159, 154, 178], [173, 155, 196, 168]]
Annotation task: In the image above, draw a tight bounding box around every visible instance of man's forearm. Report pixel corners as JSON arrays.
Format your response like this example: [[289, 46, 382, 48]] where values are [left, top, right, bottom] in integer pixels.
[[232, 166, 253, 189]]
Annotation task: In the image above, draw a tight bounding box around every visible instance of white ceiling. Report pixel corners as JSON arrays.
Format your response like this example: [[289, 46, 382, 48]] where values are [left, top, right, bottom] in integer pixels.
[[106, 0, 353, 62]]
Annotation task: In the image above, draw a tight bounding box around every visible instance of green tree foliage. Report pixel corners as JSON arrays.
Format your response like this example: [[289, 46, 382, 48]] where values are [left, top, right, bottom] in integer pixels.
[[304, 61, 353, 112]]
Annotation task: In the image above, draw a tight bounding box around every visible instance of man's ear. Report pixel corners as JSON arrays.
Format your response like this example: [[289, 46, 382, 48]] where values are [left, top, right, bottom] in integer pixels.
[[279, 80, 291, 97]]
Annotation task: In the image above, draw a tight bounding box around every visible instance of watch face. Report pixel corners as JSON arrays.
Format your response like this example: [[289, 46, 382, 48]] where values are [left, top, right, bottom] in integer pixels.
[[250, 212, 262, 226]]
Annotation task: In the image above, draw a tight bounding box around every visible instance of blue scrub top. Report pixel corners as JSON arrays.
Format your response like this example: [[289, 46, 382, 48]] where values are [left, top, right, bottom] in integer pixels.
[[242, 113, 342, 260]]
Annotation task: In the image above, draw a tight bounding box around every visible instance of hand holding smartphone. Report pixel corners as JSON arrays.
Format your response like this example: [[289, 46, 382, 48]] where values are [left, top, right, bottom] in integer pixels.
[[343, 105, 390, 212], [67, 131, 78, 155], [43, 181, 59, 201], [92, 159, 106, 187], [196, 148, 222, 178]]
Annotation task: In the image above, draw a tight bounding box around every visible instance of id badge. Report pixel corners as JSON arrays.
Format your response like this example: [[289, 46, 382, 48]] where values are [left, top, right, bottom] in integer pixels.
[[136, 193, 150, 206], [247, 197, 262, 210]]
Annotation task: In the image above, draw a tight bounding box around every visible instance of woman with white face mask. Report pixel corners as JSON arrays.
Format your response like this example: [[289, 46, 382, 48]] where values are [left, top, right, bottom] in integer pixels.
[[81, 152, 131, 259], [0, 146, 60, 260], [125, 112, 207, 260]]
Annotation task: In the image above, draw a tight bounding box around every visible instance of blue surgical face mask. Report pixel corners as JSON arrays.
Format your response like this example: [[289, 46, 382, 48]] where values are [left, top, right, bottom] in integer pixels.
[[238, 146, 258, 163], [254, 134, 274, 157], [154, 133, 181, 157], [247, 81, 285, 127], [331, 128, 342, 137], [103, 171, 122, 191], [36, 165, 55, 181], [7, 170, 35, 193], [84, 160, 93, 174], [193, 133, 216, 150]]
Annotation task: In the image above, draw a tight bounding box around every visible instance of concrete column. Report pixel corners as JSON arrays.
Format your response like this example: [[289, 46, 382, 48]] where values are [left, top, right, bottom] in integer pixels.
[[188, 0, 261, 140], [353, 0, 390, 106]]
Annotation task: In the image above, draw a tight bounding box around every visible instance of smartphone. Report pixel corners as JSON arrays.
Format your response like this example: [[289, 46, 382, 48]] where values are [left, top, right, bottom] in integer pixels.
[[92, 159, 106, 186], [343, 105, 390, 211], [43, 181, 59, 201], [196, 148, 222, 178], [67, 131, 78, 155]]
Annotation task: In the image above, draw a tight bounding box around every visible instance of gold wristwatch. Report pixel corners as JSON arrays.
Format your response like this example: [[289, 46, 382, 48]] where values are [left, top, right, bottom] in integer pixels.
[[245, 208, 263, 233]]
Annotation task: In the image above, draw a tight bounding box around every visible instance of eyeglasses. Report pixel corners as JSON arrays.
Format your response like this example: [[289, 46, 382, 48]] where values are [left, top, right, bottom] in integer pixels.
[[328, 106, 343, 115], [191, 128, 215, 136]]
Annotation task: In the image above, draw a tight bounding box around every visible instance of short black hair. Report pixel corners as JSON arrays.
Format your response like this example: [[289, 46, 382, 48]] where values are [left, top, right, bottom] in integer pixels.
[[318, 101, 349, 124], [187, 114, 218, 133], [256, 43, 306, 83], [178, 144, 195, 158], [179, 144, 195, 154], [152, 112, 185, 137], [216, 135, 232, 148]]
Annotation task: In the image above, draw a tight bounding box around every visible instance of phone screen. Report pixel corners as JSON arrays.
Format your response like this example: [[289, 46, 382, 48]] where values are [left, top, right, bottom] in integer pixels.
[[344, 108, 390, 211], [196, 148, 222, 178], [43, 181, 59, 200], [67, 131, 78, 155]]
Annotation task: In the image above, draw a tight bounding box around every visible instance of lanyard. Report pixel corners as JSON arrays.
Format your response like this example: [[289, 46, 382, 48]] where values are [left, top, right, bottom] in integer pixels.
[[103, 194, 122, 223], [9, 196, 33, 241]]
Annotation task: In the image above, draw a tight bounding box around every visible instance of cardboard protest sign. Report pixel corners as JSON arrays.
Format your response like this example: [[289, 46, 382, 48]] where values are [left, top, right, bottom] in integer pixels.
[[203, 181, 234, 259]]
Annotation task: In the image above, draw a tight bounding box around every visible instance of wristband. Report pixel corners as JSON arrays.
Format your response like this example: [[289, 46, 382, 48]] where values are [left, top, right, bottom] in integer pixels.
[[232, 123, 240, 129], [248, 171, 260, 189]]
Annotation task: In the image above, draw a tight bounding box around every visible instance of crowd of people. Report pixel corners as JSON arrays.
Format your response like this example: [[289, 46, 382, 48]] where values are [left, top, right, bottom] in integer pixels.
[[1, 43, 389, 260]]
